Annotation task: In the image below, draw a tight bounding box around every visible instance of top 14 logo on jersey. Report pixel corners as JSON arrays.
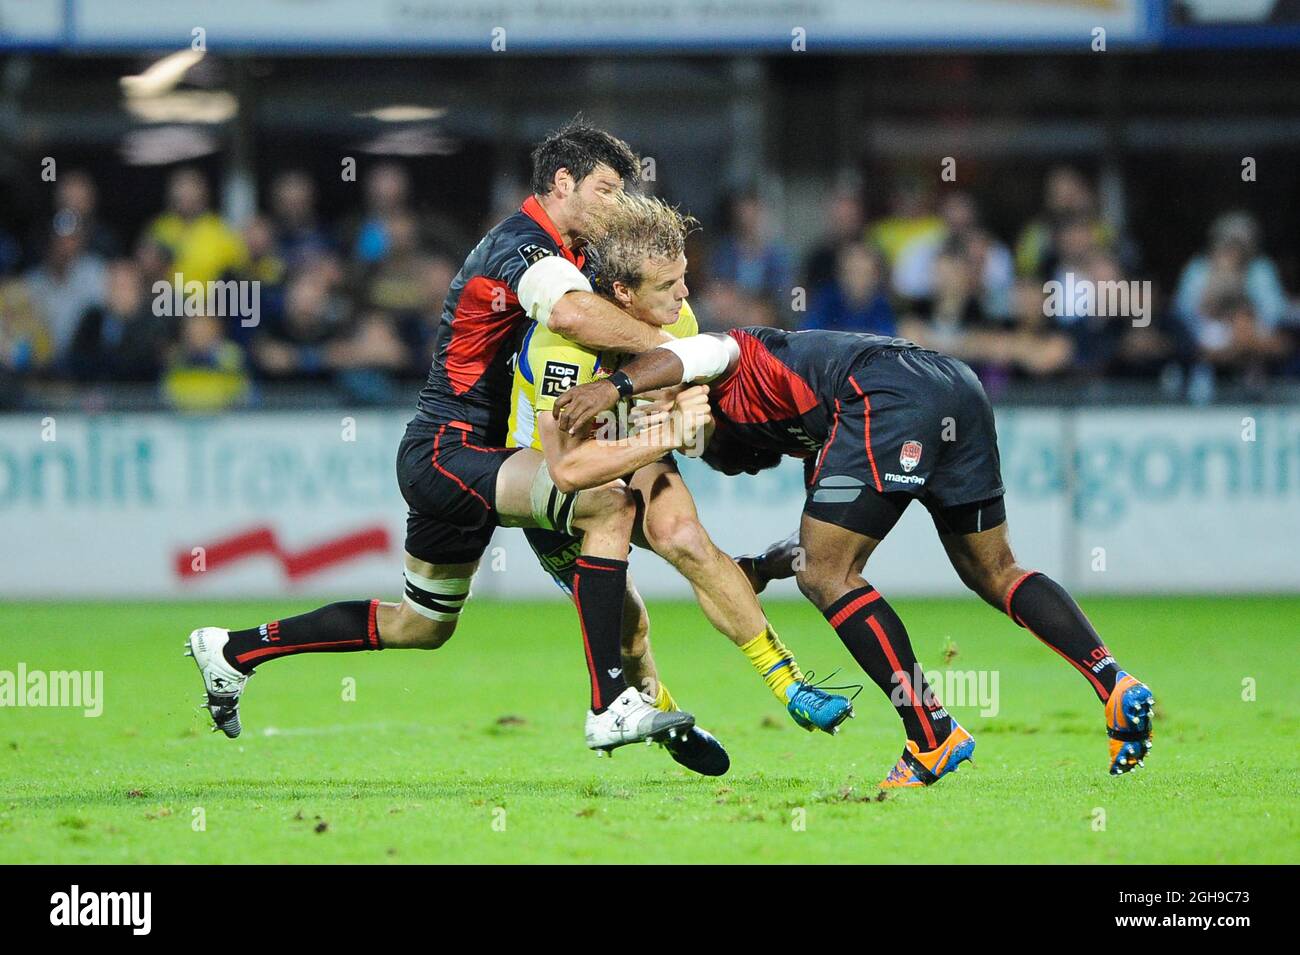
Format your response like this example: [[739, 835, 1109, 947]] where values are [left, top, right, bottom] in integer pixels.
[[541, 360, 581, 398], [518, 242, 553, 267], [899, 439, 923, 472]]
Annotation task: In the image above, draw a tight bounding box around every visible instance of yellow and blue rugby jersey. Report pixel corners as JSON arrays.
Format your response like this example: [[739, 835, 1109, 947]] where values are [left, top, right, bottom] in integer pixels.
[[507, 300, 698, 451]]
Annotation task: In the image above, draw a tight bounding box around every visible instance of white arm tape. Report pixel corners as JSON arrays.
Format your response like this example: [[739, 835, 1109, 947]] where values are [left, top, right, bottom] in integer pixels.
[[517, 255, 592, 326], [658, 334, 739, 383]]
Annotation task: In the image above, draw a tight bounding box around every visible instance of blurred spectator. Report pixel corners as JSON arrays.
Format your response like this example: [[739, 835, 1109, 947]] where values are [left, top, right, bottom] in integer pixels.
[[894, 192, 1014, 317], [351, 163, 413, 264], [698, 284, 781, 331], [1192, 290, 1287, 384], [0, 279, 54, 375], [270, 170, 334, 268], [1174, 211, 1288, 336], [707, 190, 794, 321], [1015, 166, 1130, 280], [802, 242, 895, 336], [361, 213, 433, 314], [52, 170, 120, 260], [1044, 215, 1105, 320], [425, 253, 457, 320], [802, 184, 865, 291], [24, 223, 106, 367], [253, 271, 349, 380], [233, 215, 288, 341], [898, 242, 1006, 378], [148, 167, 248, 284], [333, 310, 414, 403], [1058, 250, 1128, 375], [240, 215, 287, 288], [68, 260, 171, 382], [254, 271, 407, 401], [409, 252, 459, 368], [1005, 278, 1074, 379], [866, 179, 944, 267], [162, 312, 250, 412], [1015, 166, 1091, 278], [134, 235, 177, 291]]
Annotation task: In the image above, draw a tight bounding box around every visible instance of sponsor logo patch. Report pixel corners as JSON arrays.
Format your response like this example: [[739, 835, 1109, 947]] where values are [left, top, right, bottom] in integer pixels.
[[518, 242, 553, 267], [540, 360, 582, 398], [538, 537, 582, 577], [884, 472, 927, 486], [900, 439, 923, 472]]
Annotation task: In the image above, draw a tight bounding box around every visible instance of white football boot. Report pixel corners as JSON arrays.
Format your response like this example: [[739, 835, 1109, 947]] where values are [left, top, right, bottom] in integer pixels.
[[584, 686, 695, 754], [184, 627, 249, 738]]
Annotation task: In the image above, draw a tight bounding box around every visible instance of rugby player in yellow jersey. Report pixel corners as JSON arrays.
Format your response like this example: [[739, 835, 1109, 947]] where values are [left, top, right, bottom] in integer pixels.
[[506, 193, 855, 756]]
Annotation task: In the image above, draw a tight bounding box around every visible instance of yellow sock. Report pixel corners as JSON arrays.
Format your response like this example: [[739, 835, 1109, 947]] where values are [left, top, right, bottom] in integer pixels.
[[740, 626, 805, 702], [652, 682, 678, 713]]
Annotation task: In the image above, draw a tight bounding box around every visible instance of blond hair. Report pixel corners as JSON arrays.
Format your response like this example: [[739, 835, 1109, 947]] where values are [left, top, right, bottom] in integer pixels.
[[584, 192, 698, 295]]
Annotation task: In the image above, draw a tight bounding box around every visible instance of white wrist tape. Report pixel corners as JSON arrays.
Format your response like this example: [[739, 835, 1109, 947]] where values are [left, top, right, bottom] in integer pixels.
[[658, 334, 739, 383], [517, 256, 592, 325]]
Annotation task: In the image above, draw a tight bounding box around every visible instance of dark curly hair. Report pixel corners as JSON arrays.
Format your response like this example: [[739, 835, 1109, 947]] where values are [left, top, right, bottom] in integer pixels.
[[530, 119, 639, 196]]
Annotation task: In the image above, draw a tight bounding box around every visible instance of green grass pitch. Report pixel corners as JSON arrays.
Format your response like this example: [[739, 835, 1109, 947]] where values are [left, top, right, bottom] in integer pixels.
[[1, 596, 1296, 864]]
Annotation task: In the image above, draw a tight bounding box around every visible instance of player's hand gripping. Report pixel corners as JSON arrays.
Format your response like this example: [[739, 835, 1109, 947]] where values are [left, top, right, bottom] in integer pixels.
[[668, 384, 712, 455], [554, 379, 622, 435]]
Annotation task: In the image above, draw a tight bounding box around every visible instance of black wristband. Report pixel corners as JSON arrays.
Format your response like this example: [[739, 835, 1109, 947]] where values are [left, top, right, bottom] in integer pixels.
[[608, 369, 635, 399]]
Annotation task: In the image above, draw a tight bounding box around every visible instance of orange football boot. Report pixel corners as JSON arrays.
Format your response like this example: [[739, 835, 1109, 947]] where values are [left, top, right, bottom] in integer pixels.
[[1105, 671, 1154, 775], [879, 723, 976, 788]]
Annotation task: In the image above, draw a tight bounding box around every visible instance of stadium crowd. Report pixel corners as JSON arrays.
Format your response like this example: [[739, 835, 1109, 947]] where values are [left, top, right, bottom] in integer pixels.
[[1, 162, 1296, 411]]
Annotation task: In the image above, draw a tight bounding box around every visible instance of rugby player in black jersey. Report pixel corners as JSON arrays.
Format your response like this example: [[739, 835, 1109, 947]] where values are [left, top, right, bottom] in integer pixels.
[[186, 122, 716, 760], [552, 223, 1156, 787]]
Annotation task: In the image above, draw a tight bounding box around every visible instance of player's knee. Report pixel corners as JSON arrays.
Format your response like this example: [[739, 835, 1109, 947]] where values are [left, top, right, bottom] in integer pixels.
[[583, 482, 637, 533], [389, 604, 457, 649], [588, 481, 636, 518], [794, 554, 849, 610], [645, 511, 712, 569], [419, 620, 458, 649], [964, 558, 1024, 608], [794, 569, 830, 608]]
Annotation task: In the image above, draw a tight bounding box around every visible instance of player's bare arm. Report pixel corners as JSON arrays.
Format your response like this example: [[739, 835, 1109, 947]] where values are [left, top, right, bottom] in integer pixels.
[[549, 289, 674, 353], [536, 385, 711, 493], [554, 333, 740, 434]]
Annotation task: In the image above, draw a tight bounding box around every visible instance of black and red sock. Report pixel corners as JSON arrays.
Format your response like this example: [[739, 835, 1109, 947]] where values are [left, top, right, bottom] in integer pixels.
[[223, 599, 382, 674], [823, 586, 953, 750], [1006, 572, 1118, 702], [572, 556, 630, 714]]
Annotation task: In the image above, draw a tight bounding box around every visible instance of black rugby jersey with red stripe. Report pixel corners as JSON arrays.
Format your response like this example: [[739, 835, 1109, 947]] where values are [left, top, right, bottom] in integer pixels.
[[416, 196, 583, 442], [710, 326, 917, 456]]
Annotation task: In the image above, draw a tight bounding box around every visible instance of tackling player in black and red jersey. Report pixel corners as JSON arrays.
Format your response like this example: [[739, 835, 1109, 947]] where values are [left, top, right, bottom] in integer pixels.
[[186, 122, 722, 762], [554, 298, 1156, 788]]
